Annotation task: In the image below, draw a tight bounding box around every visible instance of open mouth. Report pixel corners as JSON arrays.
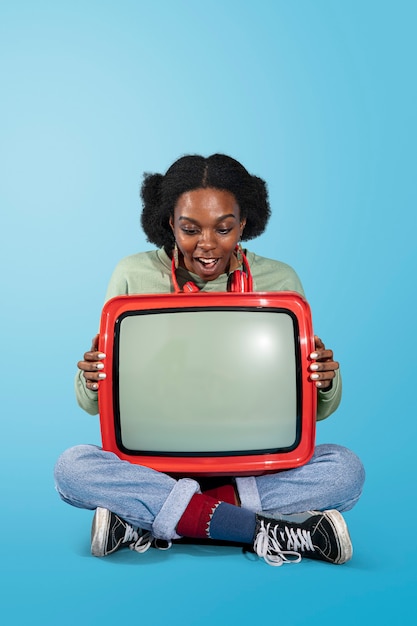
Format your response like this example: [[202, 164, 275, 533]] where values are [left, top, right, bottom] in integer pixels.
[[195, 257, 220, 272]]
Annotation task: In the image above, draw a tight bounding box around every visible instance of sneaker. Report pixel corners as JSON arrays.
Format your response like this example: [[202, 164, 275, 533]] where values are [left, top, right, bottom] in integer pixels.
[[253, 510, 352, 566], [91, 507, 156, 557]]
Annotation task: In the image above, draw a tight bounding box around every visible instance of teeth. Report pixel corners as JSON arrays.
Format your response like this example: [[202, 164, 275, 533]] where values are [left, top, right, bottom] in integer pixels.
[[198, 258, 217, 264]]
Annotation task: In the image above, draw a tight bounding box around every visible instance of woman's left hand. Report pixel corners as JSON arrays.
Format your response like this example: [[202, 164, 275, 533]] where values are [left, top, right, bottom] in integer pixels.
[[309, 336, 339, 390]]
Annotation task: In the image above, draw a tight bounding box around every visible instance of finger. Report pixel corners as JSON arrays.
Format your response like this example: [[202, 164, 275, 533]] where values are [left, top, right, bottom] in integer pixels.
[[311, 336, 327, 360], [78, 344, 106, 369], [83, 370, 106, 385], [317, 350, 334, 362], [310, 369, 336, 388], [91, 334, 100, 351], [77, 359, 106, 373], [314, 336, 325, 351], [315, 380, 332, 390], [80, 345, 106, 364], [310, 368, 336, 380], [85, 378, 100, 391], [311, 349, 335, 363], [309, 360, 339, 373]]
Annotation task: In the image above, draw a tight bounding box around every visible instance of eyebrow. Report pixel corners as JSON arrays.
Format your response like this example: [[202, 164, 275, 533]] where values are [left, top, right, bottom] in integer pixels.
[[178, 214, 238, 224]]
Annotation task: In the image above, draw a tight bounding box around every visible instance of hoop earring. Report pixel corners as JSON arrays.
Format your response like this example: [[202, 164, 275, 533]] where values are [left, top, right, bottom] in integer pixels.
[[173, 242, 179, 269], [236, 242, 243, 265]]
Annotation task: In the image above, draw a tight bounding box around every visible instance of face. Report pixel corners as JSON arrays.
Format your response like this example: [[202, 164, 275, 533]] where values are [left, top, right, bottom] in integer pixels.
[[170, 188, 246, 281]]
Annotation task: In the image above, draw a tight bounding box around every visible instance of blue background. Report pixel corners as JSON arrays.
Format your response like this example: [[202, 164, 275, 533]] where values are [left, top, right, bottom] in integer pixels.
[[1, 0, 415, 623]]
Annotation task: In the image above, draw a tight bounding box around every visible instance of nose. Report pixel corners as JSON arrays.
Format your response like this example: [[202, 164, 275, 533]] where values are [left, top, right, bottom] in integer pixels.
[[197, 229, 217, 250]]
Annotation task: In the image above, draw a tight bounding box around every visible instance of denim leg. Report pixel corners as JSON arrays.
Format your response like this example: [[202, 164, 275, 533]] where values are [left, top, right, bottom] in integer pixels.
[[54, 445, 200, 541], [235, 444, 365, 514]]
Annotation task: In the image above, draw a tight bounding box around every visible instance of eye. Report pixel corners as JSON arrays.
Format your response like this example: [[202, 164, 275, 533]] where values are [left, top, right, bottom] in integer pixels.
[[181, 227, 199, 236], [217, 227, 233, 235]]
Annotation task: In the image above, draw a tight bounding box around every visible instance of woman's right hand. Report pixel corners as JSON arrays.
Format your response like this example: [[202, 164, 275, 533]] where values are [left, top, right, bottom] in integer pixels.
[[77, 334, 106, 391]]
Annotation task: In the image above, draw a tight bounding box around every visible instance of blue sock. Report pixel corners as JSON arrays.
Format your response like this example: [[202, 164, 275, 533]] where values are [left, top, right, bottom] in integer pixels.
[[208, 502, 257, 544]]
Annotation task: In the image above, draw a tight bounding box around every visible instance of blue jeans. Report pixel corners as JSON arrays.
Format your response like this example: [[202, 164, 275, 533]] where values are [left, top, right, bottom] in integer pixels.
[[54, 443, 365, 541]]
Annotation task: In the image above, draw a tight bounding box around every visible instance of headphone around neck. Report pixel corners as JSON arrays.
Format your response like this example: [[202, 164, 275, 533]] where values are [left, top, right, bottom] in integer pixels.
[[171, 246, 253, 293]]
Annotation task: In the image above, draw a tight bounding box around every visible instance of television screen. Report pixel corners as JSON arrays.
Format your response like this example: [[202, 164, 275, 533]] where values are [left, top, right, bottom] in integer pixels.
[[98, 292, 317, 476]]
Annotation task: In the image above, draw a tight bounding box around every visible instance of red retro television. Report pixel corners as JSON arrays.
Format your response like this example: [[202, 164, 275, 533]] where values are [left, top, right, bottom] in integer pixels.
[[98, 291, 317, 476]]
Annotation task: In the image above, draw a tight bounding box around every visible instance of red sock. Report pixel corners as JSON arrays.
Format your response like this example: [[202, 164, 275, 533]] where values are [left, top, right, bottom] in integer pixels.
[[177, 494, 256, 544], [202, 484, 238, 505], [176, 494, 221, 539]]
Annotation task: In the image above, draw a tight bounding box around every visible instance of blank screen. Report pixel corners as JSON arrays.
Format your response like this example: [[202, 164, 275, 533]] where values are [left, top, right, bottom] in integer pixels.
[[115, 309, 299, 455]]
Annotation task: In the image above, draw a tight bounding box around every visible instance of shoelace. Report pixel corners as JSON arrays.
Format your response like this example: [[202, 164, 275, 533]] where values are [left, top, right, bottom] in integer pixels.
[[283, 525, 315, 553], [254, 520, 305, 567], [123, 525, 172, 554]]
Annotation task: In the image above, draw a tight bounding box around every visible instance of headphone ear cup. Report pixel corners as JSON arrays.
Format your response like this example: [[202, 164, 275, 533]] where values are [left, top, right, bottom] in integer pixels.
[[227, 270, 248, 292]]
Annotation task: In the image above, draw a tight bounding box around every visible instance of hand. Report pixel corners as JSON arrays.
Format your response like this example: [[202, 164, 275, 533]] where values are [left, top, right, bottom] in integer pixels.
[[309, 336, 339, 390], [77, 334, 106, 392]]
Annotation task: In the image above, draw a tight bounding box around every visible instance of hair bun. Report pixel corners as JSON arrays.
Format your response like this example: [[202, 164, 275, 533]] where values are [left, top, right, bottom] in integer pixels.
[[140, 173, 163, 207]]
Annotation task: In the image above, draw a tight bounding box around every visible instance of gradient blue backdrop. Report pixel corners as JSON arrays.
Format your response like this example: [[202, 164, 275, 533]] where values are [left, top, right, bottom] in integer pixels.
[[1, 1, 415, 624]]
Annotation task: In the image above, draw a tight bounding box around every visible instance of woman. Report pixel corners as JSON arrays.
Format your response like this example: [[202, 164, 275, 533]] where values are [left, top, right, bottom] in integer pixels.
[[54, 154, 365, 567]]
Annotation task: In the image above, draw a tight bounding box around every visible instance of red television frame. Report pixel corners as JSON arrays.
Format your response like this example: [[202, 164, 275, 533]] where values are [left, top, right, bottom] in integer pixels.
[[98, 291, 317, 476]]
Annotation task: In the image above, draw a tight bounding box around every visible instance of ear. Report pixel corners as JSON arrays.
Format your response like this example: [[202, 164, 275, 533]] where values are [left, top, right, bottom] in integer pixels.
[[240, 217, 247, 238], [169, 215, 175, 232]]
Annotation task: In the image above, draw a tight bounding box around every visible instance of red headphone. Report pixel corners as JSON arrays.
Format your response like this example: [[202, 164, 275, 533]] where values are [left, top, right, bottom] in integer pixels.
[[171, 246, 253, 293]]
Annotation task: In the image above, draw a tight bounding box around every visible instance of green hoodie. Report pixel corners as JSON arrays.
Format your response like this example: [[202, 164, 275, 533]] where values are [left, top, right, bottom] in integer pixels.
[[75, 248, 341, 421]]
